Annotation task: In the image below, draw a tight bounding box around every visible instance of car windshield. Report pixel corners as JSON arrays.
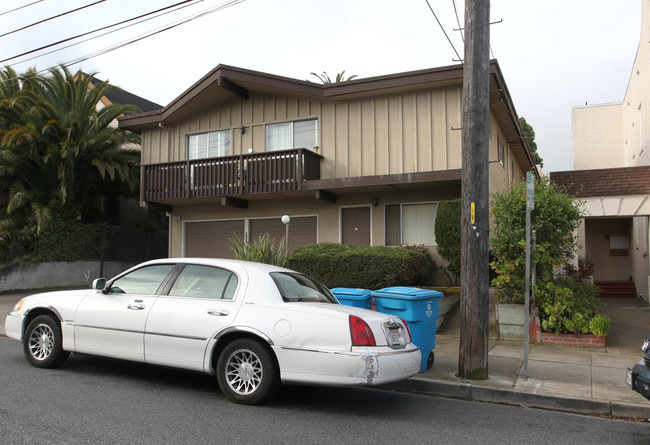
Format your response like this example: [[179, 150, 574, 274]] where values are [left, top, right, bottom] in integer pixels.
[[271, 272, 337, 303]]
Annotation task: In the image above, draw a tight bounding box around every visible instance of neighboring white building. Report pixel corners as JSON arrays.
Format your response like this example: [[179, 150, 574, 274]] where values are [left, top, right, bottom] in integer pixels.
[[552, 0, 650, 303]]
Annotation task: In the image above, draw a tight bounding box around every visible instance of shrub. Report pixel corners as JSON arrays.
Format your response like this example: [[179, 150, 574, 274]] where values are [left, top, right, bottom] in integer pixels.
[[19, 219, 119, 263], [490, 176, 583, 303], [589, 314, 611, 336], [434, 199, 461, 284], [0, 224, 36, 262], [230, 233, 287, 267], [563, 256, 595, 282], [287, 243, 433, 289], [536, 277, 607, 336]]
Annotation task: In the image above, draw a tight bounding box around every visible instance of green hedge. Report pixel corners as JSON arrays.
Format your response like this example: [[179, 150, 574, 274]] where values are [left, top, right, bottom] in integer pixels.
[[19, 219, 119, 263], [287, 243, 434, 289]]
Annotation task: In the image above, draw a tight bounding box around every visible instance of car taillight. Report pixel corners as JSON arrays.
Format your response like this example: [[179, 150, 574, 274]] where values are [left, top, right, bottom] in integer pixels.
[[398, 317, 412, 343], [349, 315, 376, 346]]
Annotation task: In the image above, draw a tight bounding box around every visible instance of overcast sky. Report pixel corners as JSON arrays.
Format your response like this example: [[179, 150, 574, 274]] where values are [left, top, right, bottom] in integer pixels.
[[0, 0, 643, 173]]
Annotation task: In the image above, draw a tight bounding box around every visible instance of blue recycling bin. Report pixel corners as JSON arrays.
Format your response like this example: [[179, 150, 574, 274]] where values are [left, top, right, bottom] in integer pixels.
[[330, 288, 372, 309], [371, 287, 443, 372]]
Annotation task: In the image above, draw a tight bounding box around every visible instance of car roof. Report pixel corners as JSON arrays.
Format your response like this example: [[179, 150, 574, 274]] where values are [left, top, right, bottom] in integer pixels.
[[139, 258, 293, 274]]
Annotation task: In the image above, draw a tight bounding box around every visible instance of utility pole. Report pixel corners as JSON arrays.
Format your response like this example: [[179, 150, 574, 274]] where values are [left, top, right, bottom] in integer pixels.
[[458, 0, 490, 379]]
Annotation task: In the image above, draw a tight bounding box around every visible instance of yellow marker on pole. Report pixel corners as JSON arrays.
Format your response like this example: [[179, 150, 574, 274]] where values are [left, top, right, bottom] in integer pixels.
[[471, 202, 476, 225]]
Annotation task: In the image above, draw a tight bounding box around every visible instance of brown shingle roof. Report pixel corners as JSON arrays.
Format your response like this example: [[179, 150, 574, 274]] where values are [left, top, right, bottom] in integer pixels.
[[550, 166, 650, 197]]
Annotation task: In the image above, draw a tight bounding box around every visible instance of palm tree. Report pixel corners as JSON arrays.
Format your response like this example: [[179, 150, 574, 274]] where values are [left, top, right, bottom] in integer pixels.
[[310, 70, 358, 84], [0, 65, 141, 233]]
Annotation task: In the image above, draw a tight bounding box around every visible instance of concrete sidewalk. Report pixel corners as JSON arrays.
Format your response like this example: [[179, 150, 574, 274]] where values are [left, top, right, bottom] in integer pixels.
[[2, 291, 649, 418], [386, 297, 650, 419]]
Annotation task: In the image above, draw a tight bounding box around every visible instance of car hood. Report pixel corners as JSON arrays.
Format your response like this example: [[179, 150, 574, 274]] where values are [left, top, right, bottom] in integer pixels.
[[18, 289, 94, 313]]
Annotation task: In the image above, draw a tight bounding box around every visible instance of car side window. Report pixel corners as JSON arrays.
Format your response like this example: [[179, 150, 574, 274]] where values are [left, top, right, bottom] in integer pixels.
[[168, 264, 238, 300], [108, 264, 175, 295]]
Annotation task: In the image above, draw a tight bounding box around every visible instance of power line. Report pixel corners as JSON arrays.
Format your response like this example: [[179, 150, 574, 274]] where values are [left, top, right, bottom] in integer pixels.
[[0, 0, 45, 17], [451, 0, 465, 44], [1, 0, 203, 65], [0, 0, 106, 38], [22, 0, 245, 78], [424, 0, 463, 63]]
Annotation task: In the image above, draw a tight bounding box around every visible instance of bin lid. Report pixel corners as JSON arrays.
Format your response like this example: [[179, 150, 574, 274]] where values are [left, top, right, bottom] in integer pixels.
[[371, 286, 443, 300], [330, 288, 372, 298]]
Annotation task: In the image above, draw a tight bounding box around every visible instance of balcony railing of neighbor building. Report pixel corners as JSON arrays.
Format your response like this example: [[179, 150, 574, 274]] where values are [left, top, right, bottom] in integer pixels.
[[143, 148, 323, 201]]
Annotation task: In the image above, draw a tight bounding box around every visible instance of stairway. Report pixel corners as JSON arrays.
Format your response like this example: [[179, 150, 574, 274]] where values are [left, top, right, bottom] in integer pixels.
[[595, 281, 637, 298]]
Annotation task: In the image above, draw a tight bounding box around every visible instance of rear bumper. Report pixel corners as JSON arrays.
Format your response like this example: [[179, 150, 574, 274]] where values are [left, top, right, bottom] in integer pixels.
[[628, 360, 650, 400], [276, 344, 421, 386]]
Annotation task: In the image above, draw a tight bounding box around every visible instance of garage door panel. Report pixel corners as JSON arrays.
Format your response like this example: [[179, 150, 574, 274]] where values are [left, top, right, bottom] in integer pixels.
[[186, 220, 244, 258], [249, 216, 317, 253]]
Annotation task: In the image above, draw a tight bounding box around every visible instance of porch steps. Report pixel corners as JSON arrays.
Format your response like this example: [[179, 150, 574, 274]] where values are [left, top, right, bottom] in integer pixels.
[[595, 281, 637, 298]]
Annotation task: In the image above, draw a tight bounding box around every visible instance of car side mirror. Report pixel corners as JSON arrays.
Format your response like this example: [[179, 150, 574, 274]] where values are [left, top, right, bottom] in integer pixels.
[[92, 278, 107, 292]]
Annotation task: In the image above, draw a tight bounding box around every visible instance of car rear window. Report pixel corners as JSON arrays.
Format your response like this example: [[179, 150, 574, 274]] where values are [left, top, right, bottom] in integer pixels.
[[271, 272, 337, 303]]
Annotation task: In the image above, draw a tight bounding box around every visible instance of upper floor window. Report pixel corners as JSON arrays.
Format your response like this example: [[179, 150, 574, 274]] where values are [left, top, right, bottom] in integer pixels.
[[266, 119, 317, 152], [188, 130, 231, 159]]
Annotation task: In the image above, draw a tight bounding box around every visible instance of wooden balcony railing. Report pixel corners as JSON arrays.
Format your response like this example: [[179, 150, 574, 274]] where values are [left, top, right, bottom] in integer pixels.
[[144, 148, 323, 202]]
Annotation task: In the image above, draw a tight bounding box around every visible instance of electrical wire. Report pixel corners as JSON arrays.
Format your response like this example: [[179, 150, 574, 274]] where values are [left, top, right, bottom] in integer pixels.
[[0, 0, 45, 17], [451, 0, 464, 44], [22, 0, 245, 78], [424, 0, 463, 63], [1, 0, 203, 65], [0, 0, 106, 38]]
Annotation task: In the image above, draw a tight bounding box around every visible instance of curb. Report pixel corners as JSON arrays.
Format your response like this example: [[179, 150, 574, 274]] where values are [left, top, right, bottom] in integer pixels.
[[381, 377, 650, 420]]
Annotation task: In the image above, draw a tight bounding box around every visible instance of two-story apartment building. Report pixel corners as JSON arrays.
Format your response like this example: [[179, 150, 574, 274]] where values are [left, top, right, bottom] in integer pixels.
[[551, 0, 650, 303], [118, 61, 536, 282]]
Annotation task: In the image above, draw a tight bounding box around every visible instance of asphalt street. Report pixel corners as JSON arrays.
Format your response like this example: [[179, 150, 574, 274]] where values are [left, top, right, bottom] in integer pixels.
[[1, 337, 649, 444]]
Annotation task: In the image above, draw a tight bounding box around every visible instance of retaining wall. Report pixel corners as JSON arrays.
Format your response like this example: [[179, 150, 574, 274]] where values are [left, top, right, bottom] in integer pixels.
[[0, 261, 136, 292]]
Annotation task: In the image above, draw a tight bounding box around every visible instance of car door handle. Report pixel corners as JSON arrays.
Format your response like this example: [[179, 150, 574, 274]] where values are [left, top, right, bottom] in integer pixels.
[[207, 310, 229, 316], [127, 304, 146, 310]]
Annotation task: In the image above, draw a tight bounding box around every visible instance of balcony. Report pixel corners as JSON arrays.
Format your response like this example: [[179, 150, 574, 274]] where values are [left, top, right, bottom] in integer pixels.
[[143, 148, 323, 203]]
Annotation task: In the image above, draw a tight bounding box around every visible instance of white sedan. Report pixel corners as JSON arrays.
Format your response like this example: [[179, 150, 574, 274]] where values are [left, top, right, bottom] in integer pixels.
[[5, 258, 420, 404]]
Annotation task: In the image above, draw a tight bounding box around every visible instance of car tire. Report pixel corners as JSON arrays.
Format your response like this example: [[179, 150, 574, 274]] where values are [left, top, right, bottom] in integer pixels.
[[23, 315, 70, 368], [216, 338, 279, 405]]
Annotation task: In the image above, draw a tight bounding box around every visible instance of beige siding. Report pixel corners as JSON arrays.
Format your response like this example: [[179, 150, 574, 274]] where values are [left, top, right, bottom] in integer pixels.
[[360, 99, 376, 176], [146, 85, 476, 179], [432, 90, 448, 169]]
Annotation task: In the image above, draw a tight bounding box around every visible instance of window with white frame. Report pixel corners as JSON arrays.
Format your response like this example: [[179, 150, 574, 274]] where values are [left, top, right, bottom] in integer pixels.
[[187, 130, 231, 159], [266, 119, 317, 152], [385, 203, 437, 246]]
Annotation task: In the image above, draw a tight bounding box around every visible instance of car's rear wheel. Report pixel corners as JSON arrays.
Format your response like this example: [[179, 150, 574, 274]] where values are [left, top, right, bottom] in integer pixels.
[[216, 339, 279, 405], [23, 315, 70, 368]]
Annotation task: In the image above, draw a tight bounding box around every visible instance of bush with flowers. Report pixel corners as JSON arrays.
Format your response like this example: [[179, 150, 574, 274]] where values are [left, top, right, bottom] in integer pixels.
[[490, 176, 610, 336]]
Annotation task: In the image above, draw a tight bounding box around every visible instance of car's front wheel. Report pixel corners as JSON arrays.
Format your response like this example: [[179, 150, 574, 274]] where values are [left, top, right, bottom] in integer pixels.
[[23, 315, 70, 368], [216, 339, 279, 405]]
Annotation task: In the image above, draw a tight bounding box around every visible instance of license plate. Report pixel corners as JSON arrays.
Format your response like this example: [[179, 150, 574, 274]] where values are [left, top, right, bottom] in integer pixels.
[[626, 368, 634, 389], [388, 328, 405, 346]]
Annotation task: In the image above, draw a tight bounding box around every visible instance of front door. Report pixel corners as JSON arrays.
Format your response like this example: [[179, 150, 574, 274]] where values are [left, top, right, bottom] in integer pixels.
[[341, 206, 371, 246], [74, 263, 175, 362]]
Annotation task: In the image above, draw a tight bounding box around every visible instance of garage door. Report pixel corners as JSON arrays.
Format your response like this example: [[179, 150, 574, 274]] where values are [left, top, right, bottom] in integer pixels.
[[186, 217, 316, 258], [250, 216, 317, 253], [185, 220, 244, 258]]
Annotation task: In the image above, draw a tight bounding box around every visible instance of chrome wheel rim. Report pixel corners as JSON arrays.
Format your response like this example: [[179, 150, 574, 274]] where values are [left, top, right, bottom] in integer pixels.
[[225, 349, 263, 395], [28, 323, 55, 361]]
